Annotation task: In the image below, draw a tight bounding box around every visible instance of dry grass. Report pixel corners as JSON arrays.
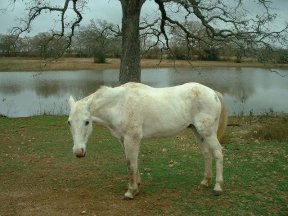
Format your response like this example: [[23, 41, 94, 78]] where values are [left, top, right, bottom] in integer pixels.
[[247, 115, 288, 142], [0, 57, 119, 71], [221, 115, 288, 145], [1, 57, 286, 72]]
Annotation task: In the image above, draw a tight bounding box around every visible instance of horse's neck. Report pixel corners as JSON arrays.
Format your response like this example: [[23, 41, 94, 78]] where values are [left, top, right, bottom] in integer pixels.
[[90, 86, 122, 124]]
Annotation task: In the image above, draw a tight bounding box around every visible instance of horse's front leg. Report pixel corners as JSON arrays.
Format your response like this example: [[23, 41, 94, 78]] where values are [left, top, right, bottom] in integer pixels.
[[123, 135, 141, 199]]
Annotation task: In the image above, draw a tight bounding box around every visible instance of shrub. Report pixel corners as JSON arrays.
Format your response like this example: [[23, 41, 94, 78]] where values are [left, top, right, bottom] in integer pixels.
[[249, 116, 288, 142], [93, 48, 106, 63], [276, 51, 288, 64], [200, 47, 220, 61]]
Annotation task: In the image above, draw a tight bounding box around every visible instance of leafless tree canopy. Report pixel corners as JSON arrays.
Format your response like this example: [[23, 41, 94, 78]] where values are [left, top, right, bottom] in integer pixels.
[[9, 0, 288, 82], [145, 0, 288, 51], [11, 0, 288, 48], [11, 0, 87, 57]]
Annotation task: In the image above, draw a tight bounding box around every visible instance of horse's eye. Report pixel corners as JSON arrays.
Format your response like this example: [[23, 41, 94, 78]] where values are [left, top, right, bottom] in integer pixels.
[[84, 121, 89, 126], [67, 121, 71, 126]]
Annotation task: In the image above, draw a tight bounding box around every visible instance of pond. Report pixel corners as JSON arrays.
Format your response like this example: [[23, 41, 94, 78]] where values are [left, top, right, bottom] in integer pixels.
[[0, 67, 287, 117]]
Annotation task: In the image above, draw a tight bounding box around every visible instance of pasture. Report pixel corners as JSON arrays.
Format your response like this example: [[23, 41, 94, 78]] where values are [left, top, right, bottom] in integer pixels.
[[0, 115, 287, 215]]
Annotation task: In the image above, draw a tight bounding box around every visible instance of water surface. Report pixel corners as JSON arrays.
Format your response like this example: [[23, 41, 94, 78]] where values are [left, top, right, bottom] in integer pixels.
[[0, 67, 287, 117]]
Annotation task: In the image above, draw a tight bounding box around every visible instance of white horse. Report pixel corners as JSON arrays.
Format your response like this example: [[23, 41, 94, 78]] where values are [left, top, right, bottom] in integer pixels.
[[68, 82, 228, 199]]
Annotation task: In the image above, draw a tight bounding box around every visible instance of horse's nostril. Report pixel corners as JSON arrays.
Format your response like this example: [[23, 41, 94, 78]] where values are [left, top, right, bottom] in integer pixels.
[[76, 154, 84, 158], [74, 148, 86, 158]]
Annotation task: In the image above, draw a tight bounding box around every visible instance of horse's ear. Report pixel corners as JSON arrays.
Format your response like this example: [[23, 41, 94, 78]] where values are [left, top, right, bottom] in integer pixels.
[[69, 96, 75, 107]]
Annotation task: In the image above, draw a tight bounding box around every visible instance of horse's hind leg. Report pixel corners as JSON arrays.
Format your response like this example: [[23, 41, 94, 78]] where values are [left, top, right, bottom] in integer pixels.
[[123, 134, 141, 199], [204, 135, 223, 195], [193, 129, 213, 187], [193, 117, 224, 195]]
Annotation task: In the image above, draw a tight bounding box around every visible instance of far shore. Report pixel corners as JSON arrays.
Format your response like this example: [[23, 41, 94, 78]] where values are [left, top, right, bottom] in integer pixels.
[[0, 57, 287, 72]]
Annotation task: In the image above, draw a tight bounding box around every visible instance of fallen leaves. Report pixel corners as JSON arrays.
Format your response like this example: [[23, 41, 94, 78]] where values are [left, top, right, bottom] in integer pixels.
[[168, 160, 178, 168]]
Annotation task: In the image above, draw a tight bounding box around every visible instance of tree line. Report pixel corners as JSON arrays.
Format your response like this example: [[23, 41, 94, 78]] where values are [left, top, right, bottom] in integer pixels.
[[1, 19, 287, 64], [7, 0, 288, 83]]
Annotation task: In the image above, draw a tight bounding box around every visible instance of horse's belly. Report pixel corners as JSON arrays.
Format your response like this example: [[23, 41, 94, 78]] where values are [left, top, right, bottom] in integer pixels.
[[142, 118, 189, 138], [141, 100, 193, 138]]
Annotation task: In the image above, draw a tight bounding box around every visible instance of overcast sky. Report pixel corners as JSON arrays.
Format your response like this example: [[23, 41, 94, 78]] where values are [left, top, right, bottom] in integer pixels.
[[0, 0, 287, 35]]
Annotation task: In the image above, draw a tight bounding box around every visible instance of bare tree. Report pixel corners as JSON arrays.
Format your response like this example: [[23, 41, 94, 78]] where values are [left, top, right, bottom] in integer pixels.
[[11, 0, 85, 58], [10, 0, 288, 83], [29, 32, 67, 58], [72, 20, 119, 61], [118, 0, 146, 83], [0, 34, 18, 56]]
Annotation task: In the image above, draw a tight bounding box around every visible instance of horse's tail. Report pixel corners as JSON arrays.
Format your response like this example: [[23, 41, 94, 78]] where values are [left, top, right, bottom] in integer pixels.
[[216, 91, 228, 142]]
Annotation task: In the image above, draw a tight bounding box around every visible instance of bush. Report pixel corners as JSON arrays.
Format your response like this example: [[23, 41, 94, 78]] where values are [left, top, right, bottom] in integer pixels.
[[93, 48, 106, 63], [166, 46, 193, 60], [200, 47, 220, 61], [276, 50, 288, 64], [248, 115, 288, 142]]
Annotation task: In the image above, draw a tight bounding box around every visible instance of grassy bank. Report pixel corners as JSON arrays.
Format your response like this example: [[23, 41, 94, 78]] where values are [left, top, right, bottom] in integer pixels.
[[1, 57, 287, 72], [0, 115, 287, 215]]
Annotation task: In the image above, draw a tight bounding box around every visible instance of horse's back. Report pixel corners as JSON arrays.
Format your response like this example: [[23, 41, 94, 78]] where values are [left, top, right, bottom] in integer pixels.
[[122, 82, 219, 108], [122, 82, 212, 98], [119, 82, 221, 138]]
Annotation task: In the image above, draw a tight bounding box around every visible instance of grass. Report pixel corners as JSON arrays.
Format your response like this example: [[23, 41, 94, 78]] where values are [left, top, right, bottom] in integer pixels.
[[1, 57, 287, 72], [0, 115, 287, 215]]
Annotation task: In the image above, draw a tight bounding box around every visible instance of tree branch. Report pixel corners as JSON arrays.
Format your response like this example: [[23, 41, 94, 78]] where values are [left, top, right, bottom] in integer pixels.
[[11, 0, 84, 58], [152, 0, 287, 54]]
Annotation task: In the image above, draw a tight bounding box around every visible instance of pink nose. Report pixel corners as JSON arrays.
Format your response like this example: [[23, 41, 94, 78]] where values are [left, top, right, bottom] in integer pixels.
[[74, 148, 86, 158]]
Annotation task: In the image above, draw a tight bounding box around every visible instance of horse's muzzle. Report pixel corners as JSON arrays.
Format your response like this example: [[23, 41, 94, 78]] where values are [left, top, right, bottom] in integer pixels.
[[74, 148, 86, 158]]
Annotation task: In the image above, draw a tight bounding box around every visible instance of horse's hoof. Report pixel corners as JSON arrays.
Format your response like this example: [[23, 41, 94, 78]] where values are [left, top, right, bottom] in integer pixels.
[[213, 190, 223, 196], [200, 178, 211, 188], [122, 195, 133, 200], [200, 182, 209, 188], [123, 191, 134, 200]]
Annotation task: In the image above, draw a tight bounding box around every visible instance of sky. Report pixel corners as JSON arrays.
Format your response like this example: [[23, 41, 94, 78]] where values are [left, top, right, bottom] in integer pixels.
[[0, 0, 287, 36], [0, 0, 159, 35]]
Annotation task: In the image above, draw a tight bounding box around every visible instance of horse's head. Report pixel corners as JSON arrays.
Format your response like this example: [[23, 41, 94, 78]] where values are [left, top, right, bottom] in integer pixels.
[[68, 96, 93, 158]]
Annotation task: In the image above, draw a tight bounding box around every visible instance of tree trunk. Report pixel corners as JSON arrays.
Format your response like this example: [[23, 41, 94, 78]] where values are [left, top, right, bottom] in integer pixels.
[[119, 0, 143, 84]]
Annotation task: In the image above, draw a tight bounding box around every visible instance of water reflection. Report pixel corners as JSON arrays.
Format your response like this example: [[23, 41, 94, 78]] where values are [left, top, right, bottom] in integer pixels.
[[0, 68, 287, 117]]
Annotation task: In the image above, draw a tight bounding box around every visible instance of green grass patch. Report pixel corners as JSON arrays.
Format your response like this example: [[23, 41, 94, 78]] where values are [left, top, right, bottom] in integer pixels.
[[0, 115, 287, 215]]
